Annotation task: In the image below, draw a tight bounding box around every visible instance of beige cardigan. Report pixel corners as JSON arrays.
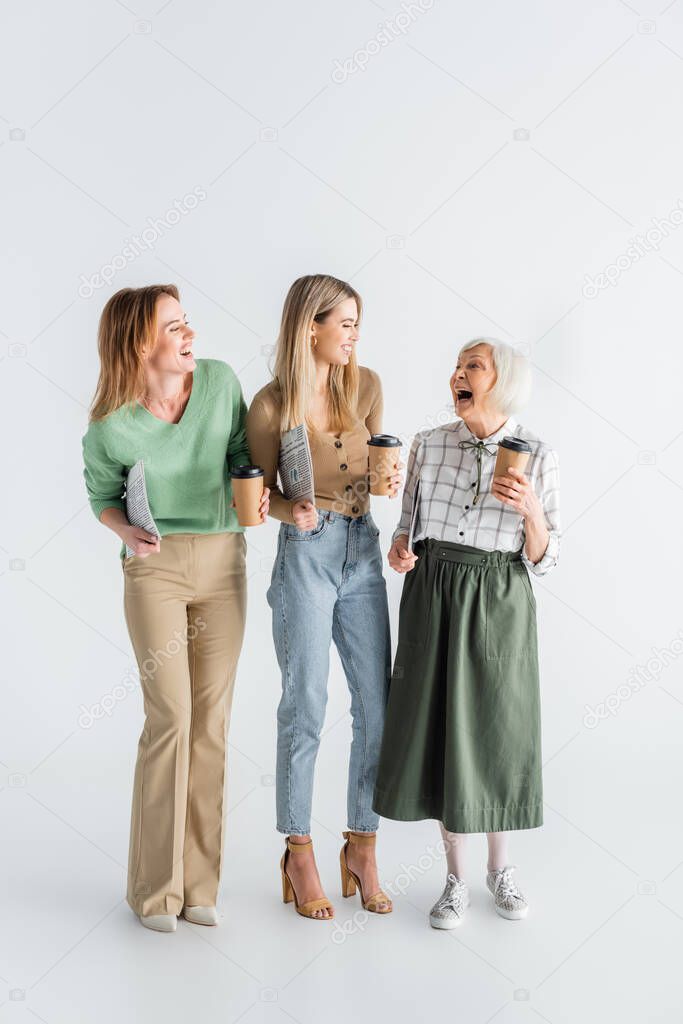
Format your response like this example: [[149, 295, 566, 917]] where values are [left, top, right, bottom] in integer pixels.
[[246, 366, 383, 524]]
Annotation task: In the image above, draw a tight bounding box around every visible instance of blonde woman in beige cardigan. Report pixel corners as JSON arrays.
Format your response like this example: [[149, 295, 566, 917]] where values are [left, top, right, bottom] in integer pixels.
[[247, 275, 401, 920]]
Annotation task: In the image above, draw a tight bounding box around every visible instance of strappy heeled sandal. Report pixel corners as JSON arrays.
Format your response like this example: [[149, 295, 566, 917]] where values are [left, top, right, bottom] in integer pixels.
[[340, 830, 393, 914], [280, 838, 335, 920]]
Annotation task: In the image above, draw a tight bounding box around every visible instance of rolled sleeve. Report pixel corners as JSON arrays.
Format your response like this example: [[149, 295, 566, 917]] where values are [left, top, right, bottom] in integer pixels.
[[522, 447, 561, 578]]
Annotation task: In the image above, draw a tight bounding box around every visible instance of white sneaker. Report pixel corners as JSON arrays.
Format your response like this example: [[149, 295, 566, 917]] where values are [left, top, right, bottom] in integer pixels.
[[139, 914, 177, 932], [429, 874, 470, 929], [486, 865, 528, 920], [182, 905, 218, 926]]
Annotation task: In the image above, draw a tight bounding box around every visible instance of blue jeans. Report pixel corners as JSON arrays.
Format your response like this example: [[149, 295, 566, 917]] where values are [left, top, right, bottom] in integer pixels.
[[267, 510, 391, 835]]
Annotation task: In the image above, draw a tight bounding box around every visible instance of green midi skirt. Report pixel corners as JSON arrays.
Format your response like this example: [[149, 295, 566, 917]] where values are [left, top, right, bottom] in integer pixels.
[[373, 539, 543, 833]]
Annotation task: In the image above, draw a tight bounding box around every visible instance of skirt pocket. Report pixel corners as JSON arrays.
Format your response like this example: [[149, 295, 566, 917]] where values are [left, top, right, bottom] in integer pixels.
[[518, 564, 537, 614], [394, 556, 433, 650], [485, 564, 537, 660]]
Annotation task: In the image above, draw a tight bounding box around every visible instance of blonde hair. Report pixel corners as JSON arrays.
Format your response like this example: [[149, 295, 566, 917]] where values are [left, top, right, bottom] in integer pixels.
[[89, 284, 179, 421], [459, 337, 531, 415], [273, 275, 362, 433]]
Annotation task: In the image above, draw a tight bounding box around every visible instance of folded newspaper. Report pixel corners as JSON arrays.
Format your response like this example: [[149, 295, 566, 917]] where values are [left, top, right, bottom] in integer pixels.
[[279, 424, 315, 504], [125, 460, 159, 557]]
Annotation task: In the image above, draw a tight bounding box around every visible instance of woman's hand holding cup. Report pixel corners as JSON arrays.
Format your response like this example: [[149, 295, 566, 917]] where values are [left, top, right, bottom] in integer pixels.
[[491, 436, 542, 523], [258, 486, 270, 523], [388, 533, 418, 574], [292, 499, 318, 532], [368, 435, 402, 497], [387, 460, 404, 499], [492, 466, 543, 523], [230, 485, 270, 523]]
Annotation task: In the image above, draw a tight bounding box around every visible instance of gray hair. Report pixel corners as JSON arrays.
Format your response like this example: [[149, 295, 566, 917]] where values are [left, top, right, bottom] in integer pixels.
[[458, 337, 531, 415]]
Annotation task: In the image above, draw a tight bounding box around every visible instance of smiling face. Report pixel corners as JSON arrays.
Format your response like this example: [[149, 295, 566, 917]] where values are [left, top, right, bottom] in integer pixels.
[[450, 343, 499, 421], [311, 297, 359, 366], [145, 293, 196, 375]]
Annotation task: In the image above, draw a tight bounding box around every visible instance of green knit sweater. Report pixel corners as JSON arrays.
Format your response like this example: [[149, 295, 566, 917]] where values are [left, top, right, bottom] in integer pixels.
[[82, 359, 251, 557]]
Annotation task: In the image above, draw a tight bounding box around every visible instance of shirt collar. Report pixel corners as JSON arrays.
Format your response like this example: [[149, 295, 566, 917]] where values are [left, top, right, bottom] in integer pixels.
[[459, 415, 517, 446]]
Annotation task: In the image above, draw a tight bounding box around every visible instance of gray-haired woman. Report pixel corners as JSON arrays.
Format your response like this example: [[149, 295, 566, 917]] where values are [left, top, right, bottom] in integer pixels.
[[372, 338, 560, 928]]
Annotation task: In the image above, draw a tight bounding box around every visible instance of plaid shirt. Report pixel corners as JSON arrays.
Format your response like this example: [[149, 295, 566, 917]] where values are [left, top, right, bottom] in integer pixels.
[[394, 415, 560, 577]]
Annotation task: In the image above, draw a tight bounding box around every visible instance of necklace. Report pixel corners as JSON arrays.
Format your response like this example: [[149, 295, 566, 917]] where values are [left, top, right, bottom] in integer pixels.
[[142, 375, 191, 413], [141, 374, 192, 422]]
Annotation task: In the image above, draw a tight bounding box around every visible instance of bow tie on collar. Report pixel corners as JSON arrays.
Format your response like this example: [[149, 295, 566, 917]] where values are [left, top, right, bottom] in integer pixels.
[[457, 439, 498, 505]]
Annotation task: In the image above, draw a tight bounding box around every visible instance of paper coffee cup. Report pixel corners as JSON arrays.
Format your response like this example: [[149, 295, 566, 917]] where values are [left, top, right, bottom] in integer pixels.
[[494, 436, 532, 479], [230, 465, 264, 526], [368, 434, 401, 496]]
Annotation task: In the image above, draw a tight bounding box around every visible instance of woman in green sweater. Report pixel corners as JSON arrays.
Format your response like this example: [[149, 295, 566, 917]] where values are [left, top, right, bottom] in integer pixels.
[[82, 284, 269, 933]]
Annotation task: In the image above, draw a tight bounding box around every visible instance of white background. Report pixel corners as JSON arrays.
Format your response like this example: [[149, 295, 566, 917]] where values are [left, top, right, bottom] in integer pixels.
[[2, 1, 682, 1021]]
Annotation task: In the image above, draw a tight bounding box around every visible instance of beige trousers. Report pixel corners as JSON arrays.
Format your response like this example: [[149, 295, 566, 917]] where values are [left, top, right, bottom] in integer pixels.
[[122, 532, 247, 917]]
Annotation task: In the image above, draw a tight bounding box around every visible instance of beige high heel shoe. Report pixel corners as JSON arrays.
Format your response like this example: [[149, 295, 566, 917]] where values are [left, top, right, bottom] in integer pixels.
[[340, 831, 393, 913], [280, 837, 335, 920]]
